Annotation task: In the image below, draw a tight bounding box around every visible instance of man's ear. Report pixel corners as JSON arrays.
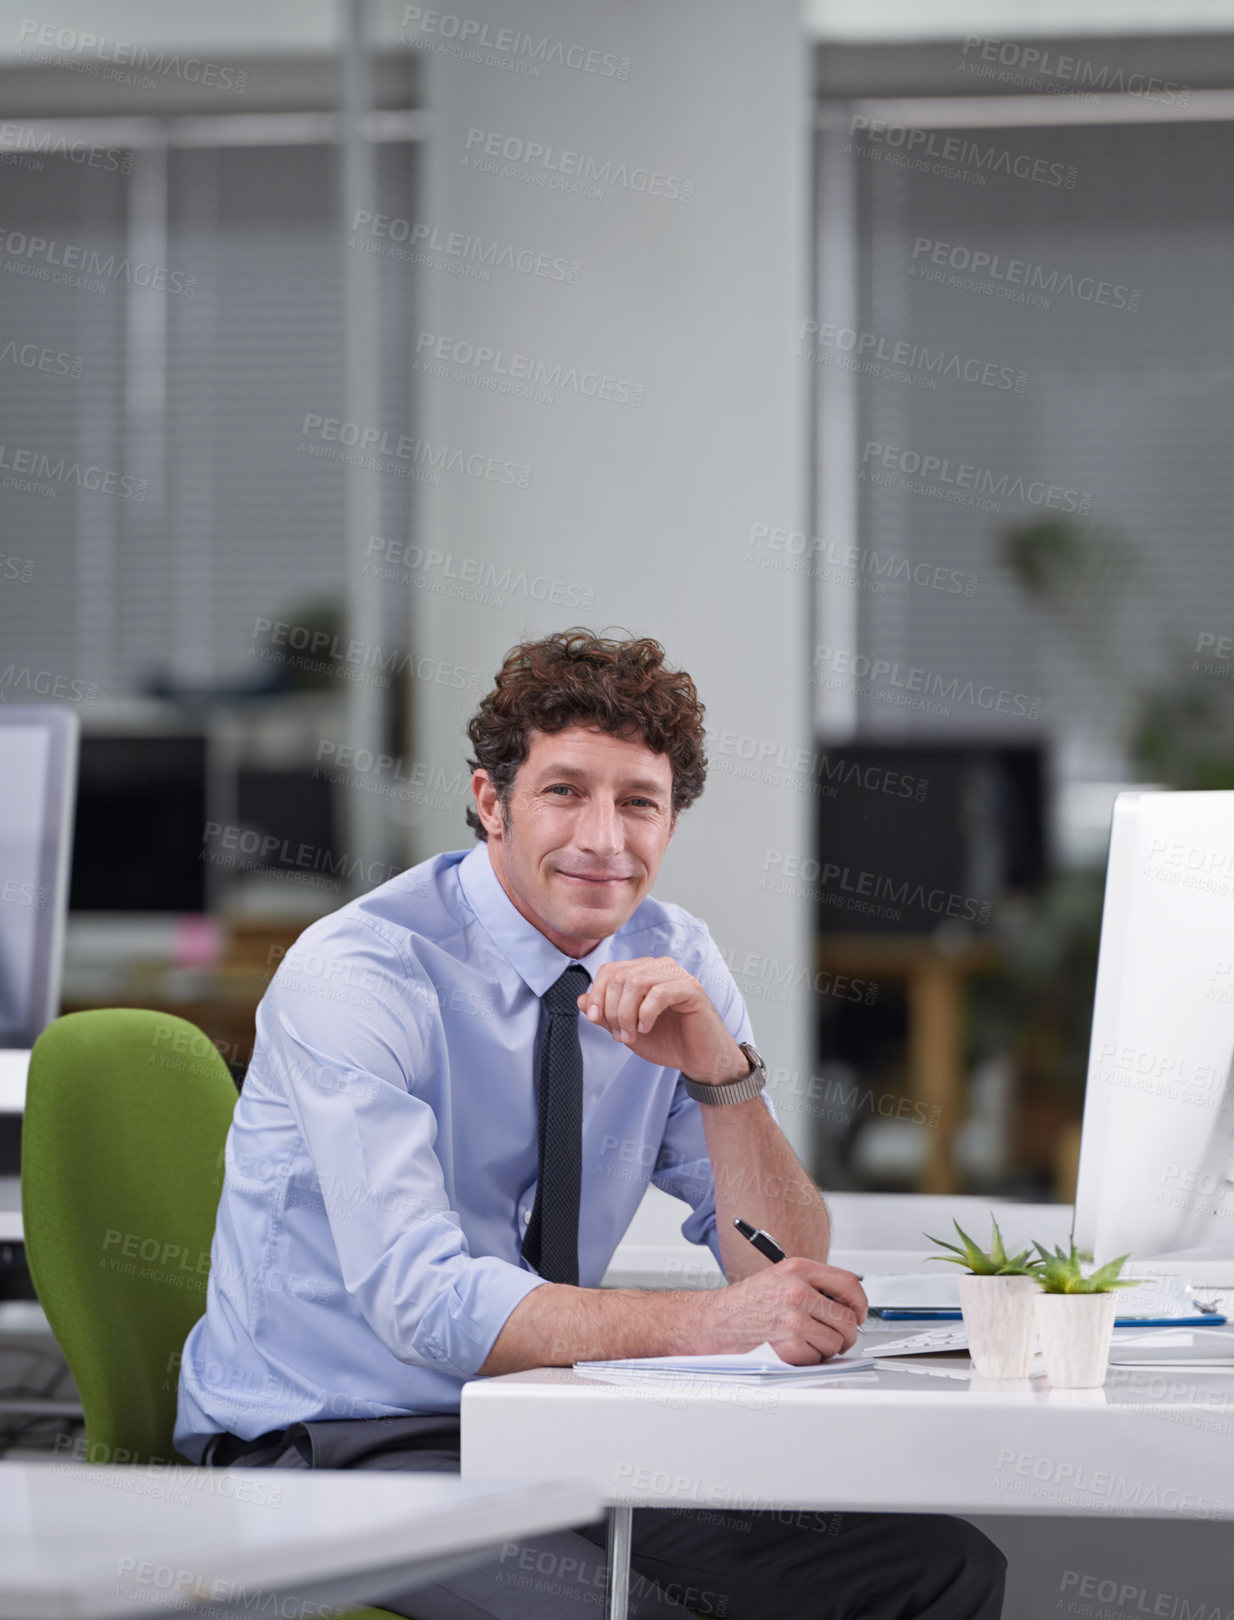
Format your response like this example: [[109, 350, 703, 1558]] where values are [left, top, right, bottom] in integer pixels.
[[667, 812, 677, 844], [471, 769, 505, 840]]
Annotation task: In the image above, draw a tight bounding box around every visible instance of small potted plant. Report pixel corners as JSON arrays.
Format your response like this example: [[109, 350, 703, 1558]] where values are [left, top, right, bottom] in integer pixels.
[[1032, 1241, 1137, 1388], [925, 1216, 1039, 1378]]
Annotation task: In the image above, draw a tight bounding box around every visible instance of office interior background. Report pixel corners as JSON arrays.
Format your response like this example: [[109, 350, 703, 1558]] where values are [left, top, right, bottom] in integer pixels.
[[2, 0, 1233, 1371]]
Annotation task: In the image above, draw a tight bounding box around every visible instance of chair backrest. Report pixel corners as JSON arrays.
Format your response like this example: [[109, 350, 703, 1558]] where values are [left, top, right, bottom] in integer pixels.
[[21, 1008, 238, 1464]]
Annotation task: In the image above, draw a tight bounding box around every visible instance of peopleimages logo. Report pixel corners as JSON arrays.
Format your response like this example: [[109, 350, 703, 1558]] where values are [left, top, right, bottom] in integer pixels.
[[413, 331, 645, 407], [798, 320, 1026, 393], [960, 36, 1191, 107], [911, 237, 1140, 311], [298, 414, 531, 489], [15, 19, 247, 93], [0, 121, 132, 173], [849, 115, 1077, 189], [0, 227, 197, 296], [813, 644, 1042, 721], [0, 338, 83, 378], [760, 851, 992, 926], [0, 442, 146, 500], [748, 522, 977, 596], [996, 1448, 1223, 1517], [1060, 1570, 1233, 1618], [0, 666, 97, 703], [861, 442, 1091, 516], [348, 210, 581, 284], [463, 127, 694, 203], [401, 8, 631, 79], [706, 725, 928, 801], [364, 536, 595, 610]]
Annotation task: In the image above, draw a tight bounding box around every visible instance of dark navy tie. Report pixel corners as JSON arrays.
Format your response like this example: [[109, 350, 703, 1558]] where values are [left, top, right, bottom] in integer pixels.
[[521, 964, 591, 1285]]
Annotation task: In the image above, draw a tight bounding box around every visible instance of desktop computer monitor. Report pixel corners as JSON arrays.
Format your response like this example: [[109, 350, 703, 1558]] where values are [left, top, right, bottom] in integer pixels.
[[0, 706, 78, 1052], [69, 732, 208, 913], [813, 742, 1045, 935], [1072, 790, 1234, 1266]]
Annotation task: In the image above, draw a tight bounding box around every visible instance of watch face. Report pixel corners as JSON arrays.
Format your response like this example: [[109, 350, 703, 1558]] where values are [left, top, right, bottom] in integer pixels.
[[740, 1041, 766, 1078]]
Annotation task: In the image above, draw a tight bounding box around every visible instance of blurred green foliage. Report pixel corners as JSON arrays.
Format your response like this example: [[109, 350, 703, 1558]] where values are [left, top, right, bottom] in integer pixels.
[[973, 513, 1234, 1113]]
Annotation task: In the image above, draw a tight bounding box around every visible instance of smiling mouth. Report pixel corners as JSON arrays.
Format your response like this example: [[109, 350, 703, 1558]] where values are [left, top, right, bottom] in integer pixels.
[[556, 871, 632, 886]]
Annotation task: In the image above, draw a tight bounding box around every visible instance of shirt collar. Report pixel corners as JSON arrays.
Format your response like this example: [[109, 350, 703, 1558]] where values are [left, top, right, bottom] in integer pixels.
[[457, 841, 623, 998]]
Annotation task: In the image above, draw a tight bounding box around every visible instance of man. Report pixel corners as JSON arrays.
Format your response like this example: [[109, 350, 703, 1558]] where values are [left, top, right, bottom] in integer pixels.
[[176, 628, 1006, 1619]]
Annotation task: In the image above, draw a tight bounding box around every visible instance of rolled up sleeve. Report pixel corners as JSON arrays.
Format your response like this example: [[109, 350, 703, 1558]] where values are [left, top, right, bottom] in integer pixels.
[[261, 927, 546, 1378]]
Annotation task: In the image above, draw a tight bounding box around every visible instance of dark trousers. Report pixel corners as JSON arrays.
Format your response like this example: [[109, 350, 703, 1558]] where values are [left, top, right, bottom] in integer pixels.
[[204, 1416, 1005, 1620]]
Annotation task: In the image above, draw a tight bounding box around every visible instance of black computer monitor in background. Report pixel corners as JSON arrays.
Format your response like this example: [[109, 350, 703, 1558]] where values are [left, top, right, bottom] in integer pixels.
[[69, 734, 208, 914], [68, 733, 336, 914], [813, 742, 1046, 935], [809, 741, 1047, 1191]]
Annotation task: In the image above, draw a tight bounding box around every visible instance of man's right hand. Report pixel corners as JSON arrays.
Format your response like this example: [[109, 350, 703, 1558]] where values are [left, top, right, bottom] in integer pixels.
[[690, 1257, 868, 1363]]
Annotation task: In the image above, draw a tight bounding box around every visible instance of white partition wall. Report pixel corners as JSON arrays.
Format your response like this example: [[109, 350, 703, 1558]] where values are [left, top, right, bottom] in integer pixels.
[[409, 0, 815, 1159]]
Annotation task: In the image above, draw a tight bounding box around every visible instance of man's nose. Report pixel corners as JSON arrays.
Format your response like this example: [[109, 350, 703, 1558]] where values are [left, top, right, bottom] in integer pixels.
[[577, 796, 623, 855]]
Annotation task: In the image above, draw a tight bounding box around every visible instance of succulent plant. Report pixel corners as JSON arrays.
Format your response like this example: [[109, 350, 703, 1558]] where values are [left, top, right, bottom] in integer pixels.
[[924, 1215, 1036, 1277], [1032, 1240, 1138, 1295]]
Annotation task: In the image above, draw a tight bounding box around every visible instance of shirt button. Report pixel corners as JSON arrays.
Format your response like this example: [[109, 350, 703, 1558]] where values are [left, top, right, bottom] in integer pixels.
[[521, 1209, 530, 1226]]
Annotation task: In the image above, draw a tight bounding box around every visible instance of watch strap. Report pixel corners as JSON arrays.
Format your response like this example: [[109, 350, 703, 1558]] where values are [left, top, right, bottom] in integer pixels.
[[682, 1042, 767, 1106]]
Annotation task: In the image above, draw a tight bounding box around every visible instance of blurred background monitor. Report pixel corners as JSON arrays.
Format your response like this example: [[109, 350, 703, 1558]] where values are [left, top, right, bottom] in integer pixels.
[[69, 733, 208, 914], [813, 742, 1046, 936], [0, 706, 78, 1052], [68, 728, 335, 916]]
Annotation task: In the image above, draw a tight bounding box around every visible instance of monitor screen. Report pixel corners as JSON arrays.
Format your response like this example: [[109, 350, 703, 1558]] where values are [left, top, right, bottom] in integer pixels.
[[813, 742, 1045, 935], [1073, 790, 1234, 1263], [68, 734, 207, 913]]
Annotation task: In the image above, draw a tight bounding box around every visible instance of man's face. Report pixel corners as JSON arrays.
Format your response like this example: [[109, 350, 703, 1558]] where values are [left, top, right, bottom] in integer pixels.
[[472, 724, 676, 958]]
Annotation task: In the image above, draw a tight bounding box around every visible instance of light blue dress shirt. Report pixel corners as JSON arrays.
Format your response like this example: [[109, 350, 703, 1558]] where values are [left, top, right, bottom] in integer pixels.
[[174, 842, 766, 1461]]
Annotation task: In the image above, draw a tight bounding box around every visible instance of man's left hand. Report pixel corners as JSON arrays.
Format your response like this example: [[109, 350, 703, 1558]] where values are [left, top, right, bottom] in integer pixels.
[[579, 957, 748, 1085]]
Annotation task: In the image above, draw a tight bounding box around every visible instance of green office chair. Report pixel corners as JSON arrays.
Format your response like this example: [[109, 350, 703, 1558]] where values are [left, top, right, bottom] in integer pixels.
[[21, 1008, 391, 1620]]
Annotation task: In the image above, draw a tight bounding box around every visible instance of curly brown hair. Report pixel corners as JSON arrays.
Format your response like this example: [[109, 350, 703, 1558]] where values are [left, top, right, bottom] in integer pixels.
[[465, 628, 707, 840]]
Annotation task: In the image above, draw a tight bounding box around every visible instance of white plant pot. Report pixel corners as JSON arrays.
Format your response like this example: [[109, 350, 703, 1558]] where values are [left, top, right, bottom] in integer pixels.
[[956, 1275, 1039, 1379], [1035, 1292, 1118, 1389]]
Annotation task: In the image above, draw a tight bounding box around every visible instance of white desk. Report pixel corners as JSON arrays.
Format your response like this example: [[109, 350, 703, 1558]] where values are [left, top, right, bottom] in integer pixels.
[[462, 1328, 1234, 1620], [0, 1459, 599, 1620]]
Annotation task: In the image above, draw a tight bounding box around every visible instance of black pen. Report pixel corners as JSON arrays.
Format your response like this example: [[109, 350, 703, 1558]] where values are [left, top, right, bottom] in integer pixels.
[[734, 1216, 785, 1264], [734, 1216, 867, 1335]]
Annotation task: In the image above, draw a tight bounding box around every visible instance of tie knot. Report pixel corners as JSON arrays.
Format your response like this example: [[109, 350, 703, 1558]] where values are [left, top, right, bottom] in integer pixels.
[[544, 963, 590, 1017]]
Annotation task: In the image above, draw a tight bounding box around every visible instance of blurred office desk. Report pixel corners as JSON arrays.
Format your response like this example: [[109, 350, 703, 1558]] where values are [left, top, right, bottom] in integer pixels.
[[0, 1460, 598, 1620], [463, 1330, 1234, 1620], [816, 934, 995, 1194]]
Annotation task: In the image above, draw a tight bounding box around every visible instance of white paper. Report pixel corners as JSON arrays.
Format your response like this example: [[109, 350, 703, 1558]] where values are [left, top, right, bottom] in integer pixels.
[[574, 1341, 874, 1380], [862, 1272, 960, 1309]]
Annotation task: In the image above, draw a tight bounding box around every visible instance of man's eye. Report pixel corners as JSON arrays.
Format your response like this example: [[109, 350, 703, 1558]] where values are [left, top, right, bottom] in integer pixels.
[[547, 784, 575, 797]]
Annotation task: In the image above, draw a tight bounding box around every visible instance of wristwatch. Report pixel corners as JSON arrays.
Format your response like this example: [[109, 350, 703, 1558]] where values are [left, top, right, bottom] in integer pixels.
[[682, 1041, 767, 1106]]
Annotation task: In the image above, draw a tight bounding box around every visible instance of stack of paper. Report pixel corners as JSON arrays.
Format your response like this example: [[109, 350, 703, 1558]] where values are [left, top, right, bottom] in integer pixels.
[[574, 1341, 875, 1384]]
